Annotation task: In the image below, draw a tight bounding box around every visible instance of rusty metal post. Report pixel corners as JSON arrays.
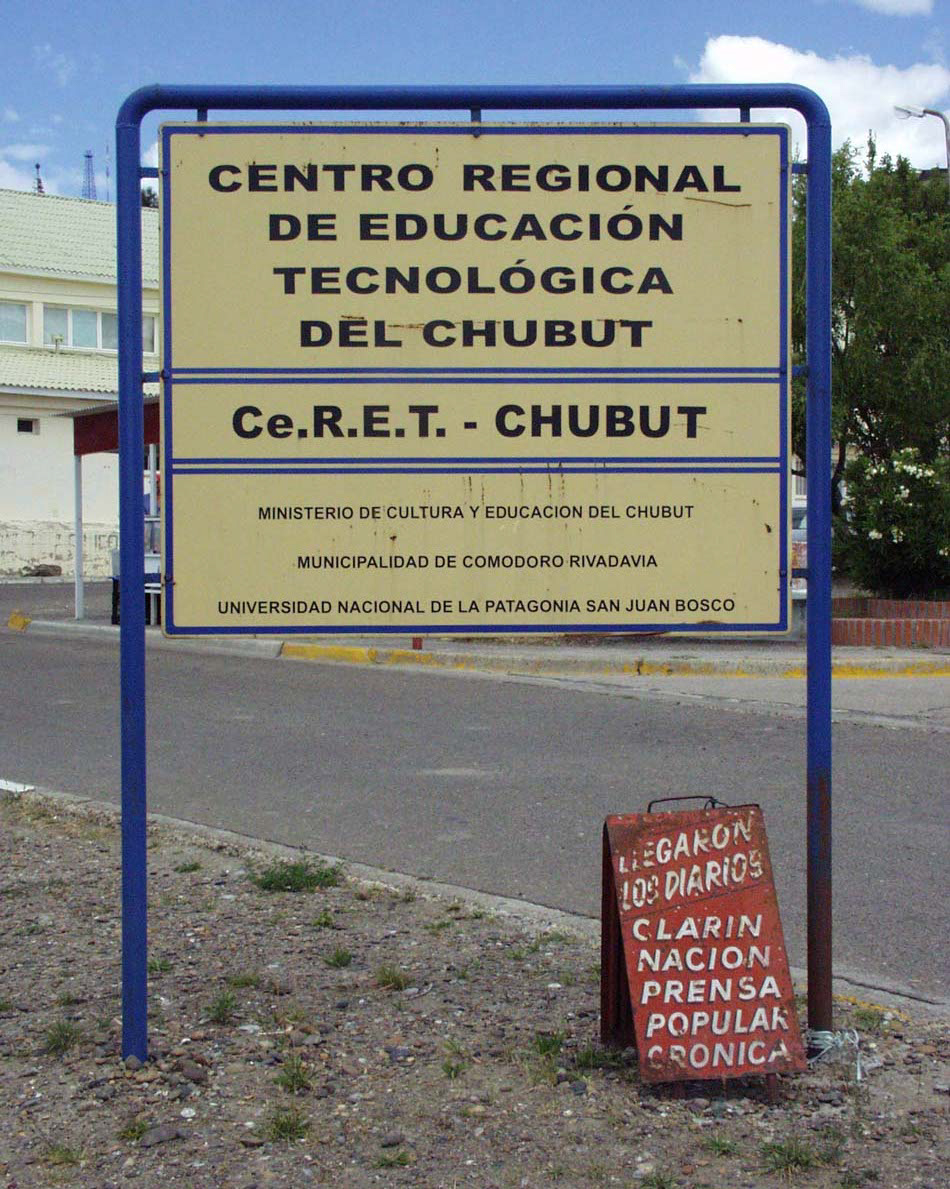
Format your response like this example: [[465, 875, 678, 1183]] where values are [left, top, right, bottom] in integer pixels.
[[804, 106, 834, 1039]]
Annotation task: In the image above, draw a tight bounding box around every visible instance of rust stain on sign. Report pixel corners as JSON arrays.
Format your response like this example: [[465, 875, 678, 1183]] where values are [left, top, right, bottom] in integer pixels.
[[602, 805, 806, 1083]]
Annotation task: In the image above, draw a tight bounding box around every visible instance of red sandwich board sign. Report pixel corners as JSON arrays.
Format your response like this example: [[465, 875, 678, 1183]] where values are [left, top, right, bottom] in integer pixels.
[[601, 803, 806, 1083]]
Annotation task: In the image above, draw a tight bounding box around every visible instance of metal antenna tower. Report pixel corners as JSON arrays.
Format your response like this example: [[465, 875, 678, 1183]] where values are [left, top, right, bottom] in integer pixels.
[[82, 150, 97, 200], [33, 163, 45, 194]]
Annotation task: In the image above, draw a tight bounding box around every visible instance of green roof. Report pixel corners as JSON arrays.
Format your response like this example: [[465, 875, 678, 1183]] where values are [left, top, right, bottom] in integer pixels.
[[0, 189, 158, 286], [0, 344, 159, 397]]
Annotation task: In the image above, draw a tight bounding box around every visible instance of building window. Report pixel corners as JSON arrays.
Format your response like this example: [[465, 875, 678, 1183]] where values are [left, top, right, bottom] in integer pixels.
[[42, 306, 153, 352], [17, 418, 39, 434], [0, 301, 28, 343]]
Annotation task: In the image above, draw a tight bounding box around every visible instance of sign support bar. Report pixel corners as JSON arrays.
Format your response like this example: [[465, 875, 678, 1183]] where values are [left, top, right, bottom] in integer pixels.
[[116, 84, 832, 1061], [116, 114, 148, 1060]]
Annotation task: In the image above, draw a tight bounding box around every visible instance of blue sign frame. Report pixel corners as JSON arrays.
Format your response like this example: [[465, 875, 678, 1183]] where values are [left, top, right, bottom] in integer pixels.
[[116, 85, 832, 1061]]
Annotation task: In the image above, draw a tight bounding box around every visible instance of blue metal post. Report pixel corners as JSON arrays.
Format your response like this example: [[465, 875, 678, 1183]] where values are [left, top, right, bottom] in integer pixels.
[[115, 114, 148, 1062]]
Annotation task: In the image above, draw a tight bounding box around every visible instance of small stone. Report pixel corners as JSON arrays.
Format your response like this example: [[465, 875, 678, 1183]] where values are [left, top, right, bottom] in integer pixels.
[[380, 1132, 405, 1148], [124, 1056, 143, 1072], [139, 1123, 183, 1148], [570, 1080, 587, 1096], [179, 1059, 209, 1084]]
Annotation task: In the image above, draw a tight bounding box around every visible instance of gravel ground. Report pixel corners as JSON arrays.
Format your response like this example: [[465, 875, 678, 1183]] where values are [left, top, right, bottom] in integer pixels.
[[1, 790, 946, 1189]]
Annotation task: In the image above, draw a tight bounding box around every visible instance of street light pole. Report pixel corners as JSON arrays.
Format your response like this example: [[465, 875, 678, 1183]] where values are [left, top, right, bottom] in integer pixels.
[[894, 104, 950, 191]]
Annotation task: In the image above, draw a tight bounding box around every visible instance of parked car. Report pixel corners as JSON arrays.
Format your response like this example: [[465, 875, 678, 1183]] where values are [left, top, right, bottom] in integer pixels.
[[791, 506, 807, 595]]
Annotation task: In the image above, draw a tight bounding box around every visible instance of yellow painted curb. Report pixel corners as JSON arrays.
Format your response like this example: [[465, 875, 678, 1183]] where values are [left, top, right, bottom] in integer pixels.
[[383, 648, 472, 670], [7, 611, 31, 631], [833, 992, 911, 1022], [276, 640, 949, 679], [830, 663, 950, 679], [618, 660, 754, 678], [281, 643, 378, 665]]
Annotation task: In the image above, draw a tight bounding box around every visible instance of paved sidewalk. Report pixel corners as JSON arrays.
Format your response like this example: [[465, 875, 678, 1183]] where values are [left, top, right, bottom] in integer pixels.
[[4, 578, 949, 678]]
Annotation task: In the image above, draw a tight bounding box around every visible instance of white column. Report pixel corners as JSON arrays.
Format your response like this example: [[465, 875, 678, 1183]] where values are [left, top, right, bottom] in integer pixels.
[[74, 453, 84, 619], [148, 443, 159, 623]]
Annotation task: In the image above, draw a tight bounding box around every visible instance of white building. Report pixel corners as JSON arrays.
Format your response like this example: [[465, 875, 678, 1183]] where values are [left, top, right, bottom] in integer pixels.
[[0, 188, 158, 577]]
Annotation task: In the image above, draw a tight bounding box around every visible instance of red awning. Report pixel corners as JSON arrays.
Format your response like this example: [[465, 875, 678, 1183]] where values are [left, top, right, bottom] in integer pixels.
[[71, 398, 160, 456]]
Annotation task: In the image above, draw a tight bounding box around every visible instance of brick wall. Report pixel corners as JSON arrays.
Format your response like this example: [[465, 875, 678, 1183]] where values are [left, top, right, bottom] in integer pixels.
[[830, 597, 949, 648]]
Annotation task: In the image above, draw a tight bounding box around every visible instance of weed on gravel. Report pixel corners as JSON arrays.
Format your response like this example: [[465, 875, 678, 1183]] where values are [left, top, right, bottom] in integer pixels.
[[761, 1135, 828, 1174], [43, 1018, 82, 1056], [376, 1149, 412, 1168], [117, 1118, 148, 1144], [703, 1134, 741, 1157], [375, 964, 411, 991], [207, 988, 237, 1024], [264, 1104, 309, 1143], [274, 1052, 311, 1093], [249, 857, 342, 892]]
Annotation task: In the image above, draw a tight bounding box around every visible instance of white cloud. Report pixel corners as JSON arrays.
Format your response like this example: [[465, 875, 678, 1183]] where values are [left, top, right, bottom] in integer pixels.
[[689, 36, 950, 167], [843, 0, 932, 14], [1, 143, 50, 163], [32, 43, 77, 88], [3, 107, 20, 123], [0, 158, 46, 191]]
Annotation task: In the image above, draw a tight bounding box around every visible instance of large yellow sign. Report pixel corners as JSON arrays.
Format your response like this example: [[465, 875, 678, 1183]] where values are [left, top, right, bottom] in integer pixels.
[[160, 123, 791, 633]]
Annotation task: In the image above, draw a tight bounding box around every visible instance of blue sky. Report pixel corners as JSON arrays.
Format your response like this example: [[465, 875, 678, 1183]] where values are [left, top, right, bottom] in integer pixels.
[[2, 0, 947, 196]]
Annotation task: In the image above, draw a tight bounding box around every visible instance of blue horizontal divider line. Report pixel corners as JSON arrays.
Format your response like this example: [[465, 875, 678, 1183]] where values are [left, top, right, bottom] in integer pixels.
[[166, 122, 787, 139], [173, 454, 781, 465], [171, 375, 779, 387], [171, 465, 782, 476], [165, 619, 784, 637], [170, 366, 783, 376]]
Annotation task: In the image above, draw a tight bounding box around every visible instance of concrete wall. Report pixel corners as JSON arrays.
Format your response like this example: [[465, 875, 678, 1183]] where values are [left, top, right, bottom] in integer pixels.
[[0, 520, 119, 577], [0, 409, 119, 576]]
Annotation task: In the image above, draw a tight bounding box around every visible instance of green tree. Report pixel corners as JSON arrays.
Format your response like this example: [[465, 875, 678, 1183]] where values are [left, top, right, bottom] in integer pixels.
[[791, 140, 949, 501], [834, 448, 949, 597]]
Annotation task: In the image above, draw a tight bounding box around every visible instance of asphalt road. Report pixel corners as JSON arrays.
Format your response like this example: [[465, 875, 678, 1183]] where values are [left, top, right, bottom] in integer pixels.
[[1, 630, 947, 1005]]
